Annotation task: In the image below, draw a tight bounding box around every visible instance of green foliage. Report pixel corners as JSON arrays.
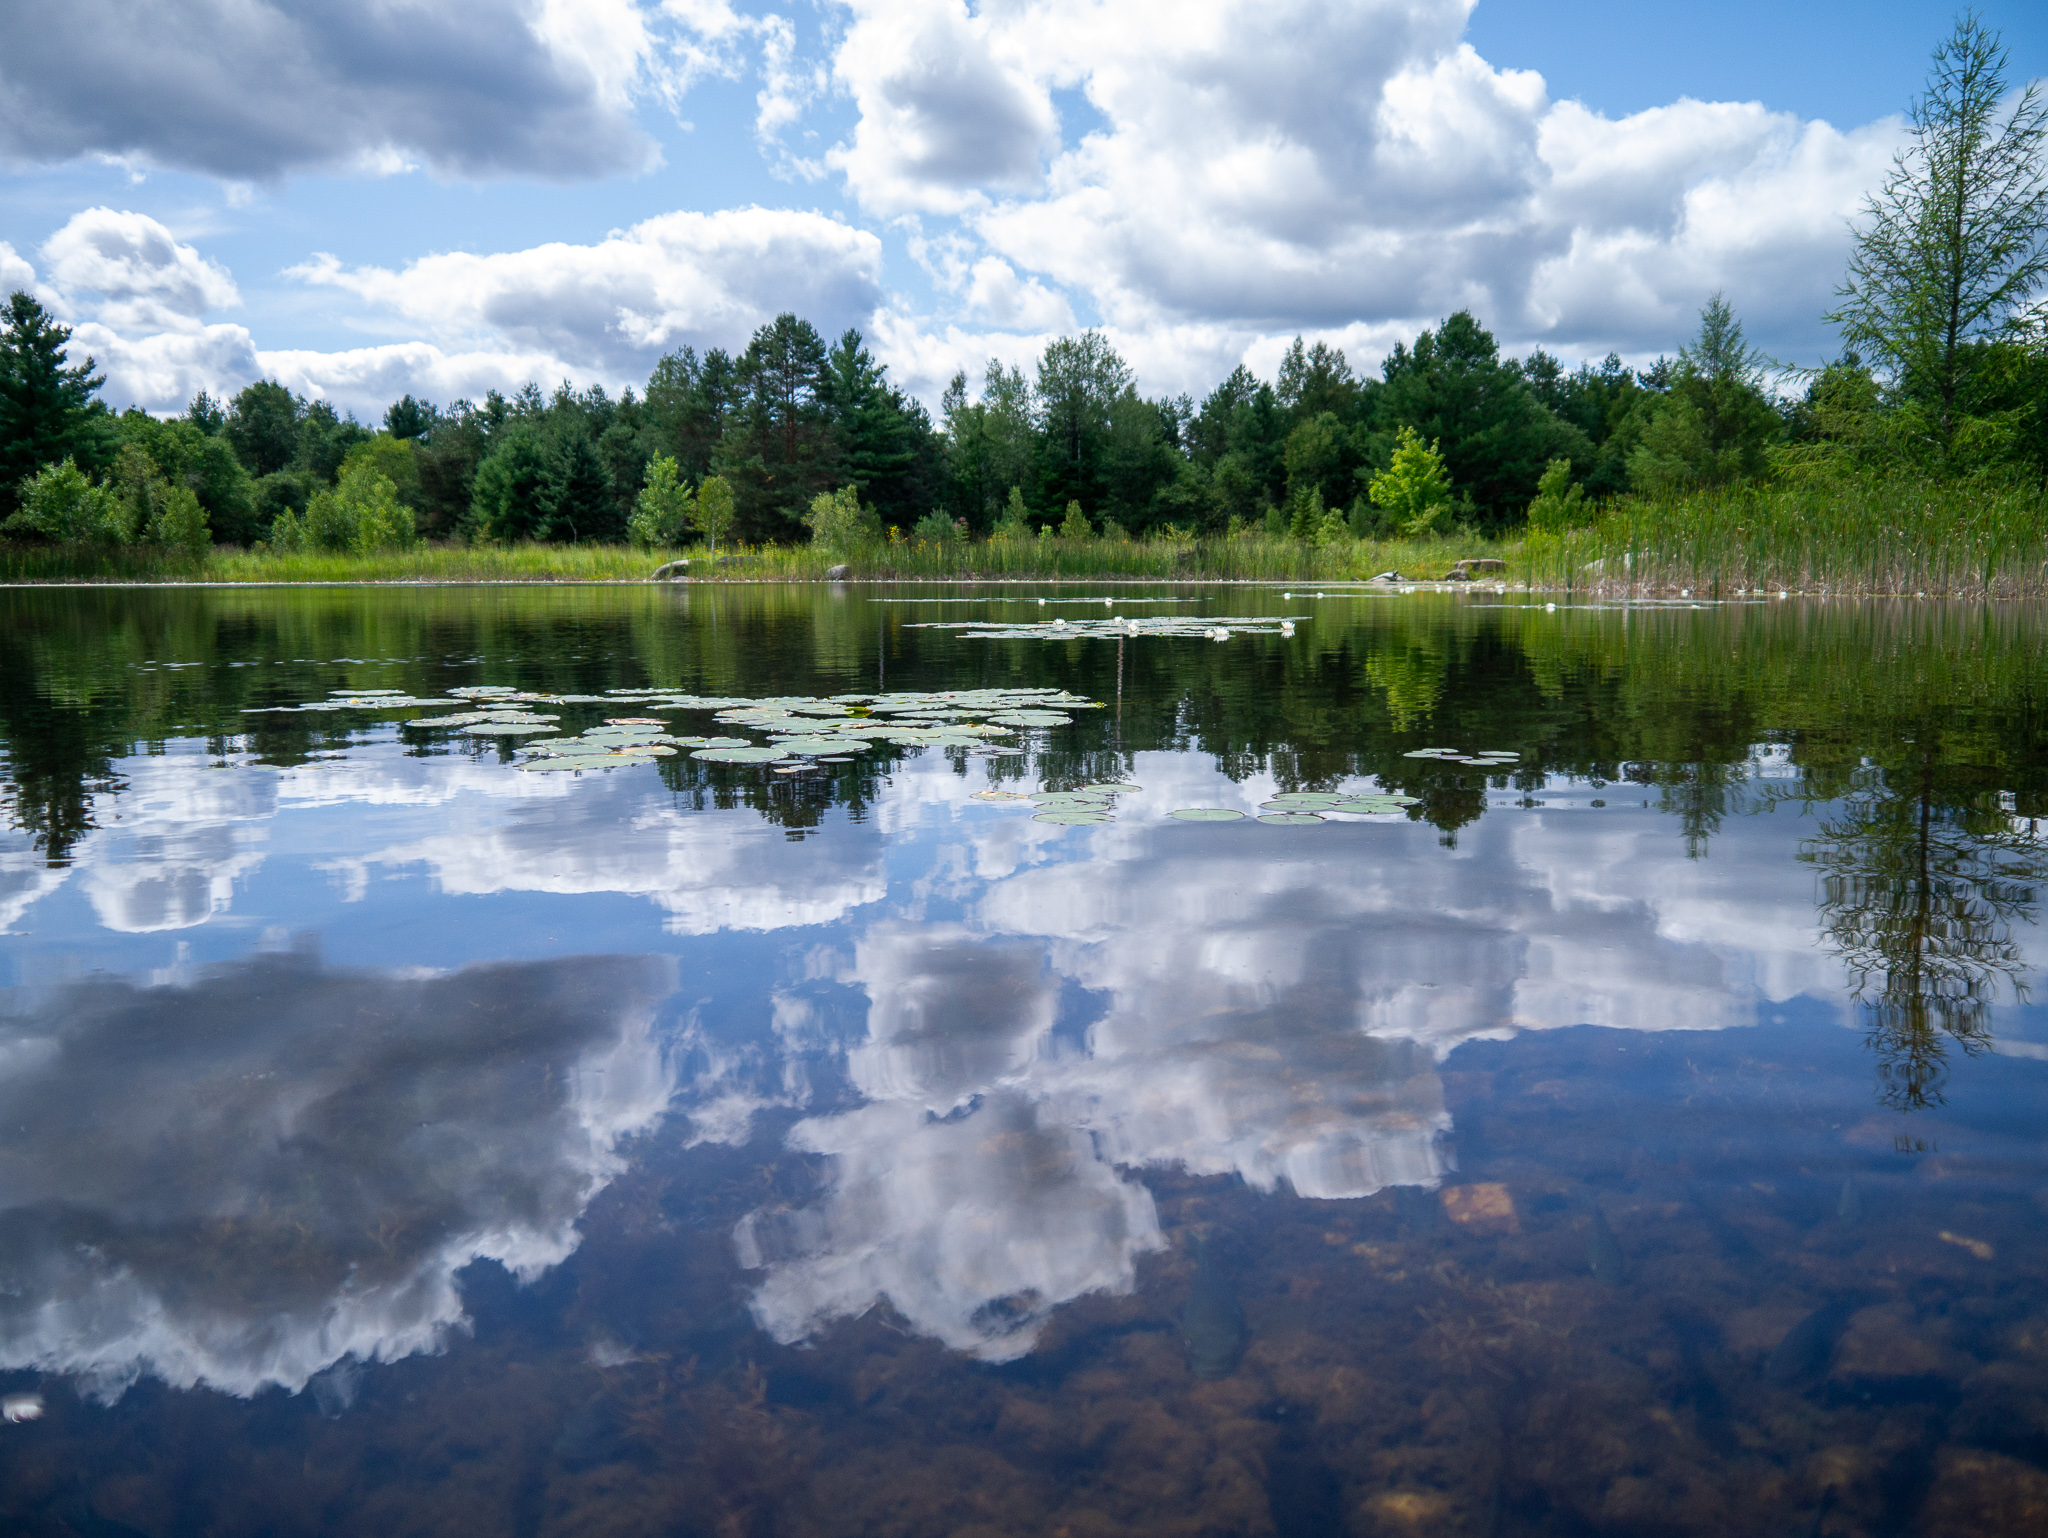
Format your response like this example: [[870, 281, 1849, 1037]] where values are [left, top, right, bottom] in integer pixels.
[[628, 454, 694, 549], [383, 394, 435, 439], [692, 474, 737, 556], [276, 460, 415, 554], [1525, 458, 1591, 533], [910, 509, 959, 543], [991, 484, 1032, 541], [224, 382, 299, 477], [1060, 499, 1093, 539], [114, 410, 260, 543], [1036, 330, 1134, 517], [808, 483, 878, 550], [1369, 427, 1455, 536], [344, 435, 420, 508], [1628, 295, 1780, 492], [148, 483, 212, 557], [1376, 312, 1590, 529], [1287, 487, 1324, 543], [3, 459, 123, 542], [0, 292, 113, 514], [1827, 15, 2048, 449]]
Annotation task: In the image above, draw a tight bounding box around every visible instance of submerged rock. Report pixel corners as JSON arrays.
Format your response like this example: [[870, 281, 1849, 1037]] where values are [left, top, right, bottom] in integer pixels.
[[1764, 1297, 1861, 1386]]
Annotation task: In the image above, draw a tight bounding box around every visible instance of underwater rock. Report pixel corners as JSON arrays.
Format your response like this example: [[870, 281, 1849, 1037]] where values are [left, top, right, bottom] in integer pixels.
[[1919, 1448, 2048, 1536], [1764, 1297, 1861, 1387], [1182, 1236, 1246, 1380], [1441, 1183, 1519, 1234]]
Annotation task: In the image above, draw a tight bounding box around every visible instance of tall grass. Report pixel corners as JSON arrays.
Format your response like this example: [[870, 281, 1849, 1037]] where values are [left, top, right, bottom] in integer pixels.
[[665, 531, 1501, 582], [0, 533, 1501, 585], [1523, 474, 2048, 599]]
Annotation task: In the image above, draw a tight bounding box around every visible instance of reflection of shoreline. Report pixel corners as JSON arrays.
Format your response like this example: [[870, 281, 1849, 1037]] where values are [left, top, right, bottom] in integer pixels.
[[0, 949, 675, 1399]]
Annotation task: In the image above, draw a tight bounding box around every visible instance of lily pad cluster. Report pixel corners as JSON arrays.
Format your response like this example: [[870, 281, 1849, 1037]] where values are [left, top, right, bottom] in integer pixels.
[[244, 683, 1106, 776], [1168, 788, 1422, 825], [1401, 747, 1523, 768], [909, 614, 1306, 643], [972, 781, 1141, 825]]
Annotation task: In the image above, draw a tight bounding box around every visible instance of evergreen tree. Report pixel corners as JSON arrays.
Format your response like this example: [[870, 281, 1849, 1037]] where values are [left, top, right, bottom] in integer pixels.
[[1375, 311, 1590, 528], [1827, 15, 2048, 449], [0, 292, 113, 514]]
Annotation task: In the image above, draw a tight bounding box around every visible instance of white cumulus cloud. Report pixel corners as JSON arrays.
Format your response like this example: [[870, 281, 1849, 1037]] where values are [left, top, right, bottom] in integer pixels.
[[289, 206, 887, 374]]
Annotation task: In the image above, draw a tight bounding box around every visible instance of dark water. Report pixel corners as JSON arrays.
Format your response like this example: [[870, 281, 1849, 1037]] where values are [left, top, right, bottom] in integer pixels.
[[1, 583, 2045, 1537]]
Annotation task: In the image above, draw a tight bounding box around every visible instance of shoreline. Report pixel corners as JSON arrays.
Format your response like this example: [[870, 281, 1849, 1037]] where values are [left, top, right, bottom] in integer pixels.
[[0, 573, 2030, 600]]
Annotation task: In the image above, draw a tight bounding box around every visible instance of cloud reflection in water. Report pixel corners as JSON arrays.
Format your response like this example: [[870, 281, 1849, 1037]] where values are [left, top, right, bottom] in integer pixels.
[[0, 949, 674, 1399]]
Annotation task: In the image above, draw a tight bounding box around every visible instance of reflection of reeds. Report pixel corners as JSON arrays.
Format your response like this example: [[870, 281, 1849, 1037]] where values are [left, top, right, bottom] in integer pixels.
[[1520, 475, 2048, 599]]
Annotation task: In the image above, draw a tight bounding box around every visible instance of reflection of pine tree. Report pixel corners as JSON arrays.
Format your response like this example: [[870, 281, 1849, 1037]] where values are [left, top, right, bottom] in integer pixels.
[[1803, 755, 2043, 1110]]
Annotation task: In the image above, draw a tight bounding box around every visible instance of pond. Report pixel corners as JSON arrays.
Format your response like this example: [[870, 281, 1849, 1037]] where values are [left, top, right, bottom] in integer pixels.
[[0, 583, 2045, 1537]]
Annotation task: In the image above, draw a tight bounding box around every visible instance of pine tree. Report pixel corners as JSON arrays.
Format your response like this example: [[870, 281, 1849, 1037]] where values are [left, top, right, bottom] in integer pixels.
[[0, 292, 112, 513]]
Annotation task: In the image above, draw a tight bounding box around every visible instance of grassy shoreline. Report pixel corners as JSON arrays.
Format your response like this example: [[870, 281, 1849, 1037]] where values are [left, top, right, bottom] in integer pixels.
[[3, 476, 2042, 595]]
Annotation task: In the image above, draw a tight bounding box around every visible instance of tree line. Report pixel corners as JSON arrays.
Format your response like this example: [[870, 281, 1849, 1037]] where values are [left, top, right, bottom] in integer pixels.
[[1, 16, 2040, 556]]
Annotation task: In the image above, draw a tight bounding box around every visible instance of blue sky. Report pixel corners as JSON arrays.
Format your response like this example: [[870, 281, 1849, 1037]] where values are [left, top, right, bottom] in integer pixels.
[[1, 0, 2041, 418]]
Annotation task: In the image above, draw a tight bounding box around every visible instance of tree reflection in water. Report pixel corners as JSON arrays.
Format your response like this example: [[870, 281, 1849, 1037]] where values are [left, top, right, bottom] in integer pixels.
[[1805, 753, 2045, 1110]]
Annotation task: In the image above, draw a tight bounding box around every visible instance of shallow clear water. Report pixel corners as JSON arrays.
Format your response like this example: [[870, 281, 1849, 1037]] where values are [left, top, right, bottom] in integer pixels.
[[1, 583, 2045, 1536]]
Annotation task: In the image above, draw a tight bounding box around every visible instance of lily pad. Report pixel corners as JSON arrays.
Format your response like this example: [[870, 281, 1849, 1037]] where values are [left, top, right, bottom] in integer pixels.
[[988, 711, 1074, 726], [692, 746, 790, 764], [766, 736, 848, 754], [1082, 782, 1141, 792], [462, 723, 560, 735], [1169, 808, 1246, 821], [1033, 810, 1114, 825], [1258, 812, 1325, 825], [972, 791, 1032, 802]]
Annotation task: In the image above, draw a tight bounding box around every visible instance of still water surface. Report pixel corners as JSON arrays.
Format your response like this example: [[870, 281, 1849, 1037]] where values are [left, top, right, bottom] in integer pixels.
[[1, 584, 2045, 1536]]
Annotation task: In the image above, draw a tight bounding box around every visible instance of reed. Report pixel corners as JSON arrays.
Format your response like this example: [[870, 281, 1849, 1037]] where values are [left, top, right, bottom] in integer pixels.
[[0, 534, 1498, 585], [664, 531, 1499, 582], [1523, 474, 2048, 600]]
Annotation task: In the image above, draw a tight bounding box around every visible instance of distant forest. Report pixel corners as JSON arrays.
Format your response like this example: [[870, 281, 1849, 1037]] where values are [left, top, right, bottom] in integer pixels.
[[4, 289, 2041, 555]]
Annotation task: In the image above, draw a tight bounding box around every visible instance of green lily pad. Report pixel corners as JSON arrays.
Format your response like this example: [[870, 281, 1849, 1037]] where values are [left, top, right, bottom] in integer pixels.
[[769, 736, 852, 754], [692, 746, 790, 763], [1169, 808, 1246, 821], [462, 723, 560, 735], [1258, 812, 1325, 825], [988, 711, 1074, 726], [1033, 810, 1114, 825], [1082, 782, 1141, 792]]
